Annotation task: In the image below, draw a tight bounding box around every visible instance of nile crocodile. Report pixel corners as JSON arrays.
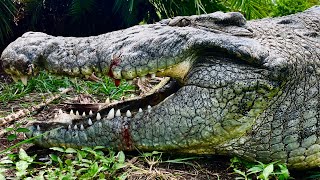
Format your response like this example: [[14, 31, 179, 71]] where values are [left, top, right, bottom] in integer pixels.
[[1, 7, 320, 169]]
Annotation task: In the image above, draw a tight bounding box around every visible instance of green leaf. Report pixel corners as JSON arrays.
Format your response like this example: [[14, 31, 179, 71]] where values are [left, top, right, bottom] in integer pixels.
[[16, 160, 29, 171], [0, 159, 13, 164], [117, 151, 125, 164], [49, 154, 59, 162], [65, 148, 77, 154], [65, 159, 72, 166], [50, 147, 65, 152], [233, 168, 247, 177], [19, 149, 33, 162], [7, 134, 17, 141], [5, 128, 14, 132], [16, 128, 30, 133], [262, 163, 274, 180]]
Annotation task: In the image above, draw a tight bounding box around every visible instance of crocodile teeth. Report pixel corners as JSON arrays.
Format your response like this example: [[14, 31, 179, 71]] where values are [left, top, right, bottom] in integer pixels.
[[21, 76, 28, 86], [151, 73, 156, 78], [82, 112, 86, 117], [140, 76, 146, 81], [68, 125, 72, 131], [76, 111, 80, 116], [105, 98, 110, 104], [58, 109, 63, 114], [88, 118, 93, 125], [89, 110, 93, 116], [139, 108, 143, 113], [107, 108, 115, 119], [74, 125, 78, 130], [36, 125, 40, 131], [116, 109, 121, 117], [80, 124, 84, 130], [70, 110, 74, 115], [147, 105, 151, 113], [126, 110, 132, 117], [11, 76, 19, 82], [54, 114, 58, 118], [96, 113, 101, 120]]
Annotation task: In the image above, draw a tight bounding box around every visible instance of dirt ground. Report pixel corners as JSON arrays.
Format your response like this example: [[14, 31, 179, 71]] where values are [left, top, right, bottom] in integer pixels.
[[0, 63, 318, 180]]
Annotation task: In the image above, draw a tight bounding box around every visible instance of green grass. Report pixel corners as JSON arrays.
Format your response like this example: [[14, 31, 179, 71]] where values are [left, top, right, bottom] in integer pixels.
[[0, 71, 136, 105], [230, 157, 290, 180], [0, 145, 198, 179]]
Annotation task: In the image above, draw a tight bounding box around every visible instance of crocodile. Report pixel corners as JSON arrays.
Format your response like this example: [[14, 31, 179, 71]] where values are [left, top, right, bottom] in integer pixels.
[[1, 7, 320, 169]]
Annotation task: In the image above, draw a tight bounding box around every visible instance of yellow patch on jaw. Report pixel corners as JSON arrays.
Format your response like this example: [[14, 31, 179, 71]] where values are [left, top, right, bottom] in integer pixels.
[[156, 60, 193, 82]]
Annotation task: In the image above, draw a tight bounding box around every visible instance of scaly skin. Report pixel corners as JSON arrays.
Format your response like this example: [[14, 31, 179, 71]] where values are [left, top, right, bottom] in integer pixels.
[[1, 7, 320, 169]]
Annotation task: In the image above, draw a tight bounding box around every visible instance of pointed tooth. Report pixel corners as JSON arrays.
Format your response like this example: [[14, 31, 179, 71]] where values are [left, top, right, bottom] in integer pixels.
[[126, 110, 132, 117], [107, 108, 115, 119], [70, 109, 74, 115], [89, 110, 93, 116], [140, 76, 146, 81], [88, 118, 93, 125], [116, 109, 121, 117], [127, 80, 133, 84], [147, 105, 151, 113], [105, 98, 110, 104], [36, 125, 40, 131], [139, 108, 143, 113], [76, 111, 80, 116], [68, 125, 72, 131], [12, 76, 19, 82], [82, 112, 86, 117], [96, 113, 101, 120], [151, 73, 156, 78], [74, 125, 78, 130], [21, 76, 28, 86], [58, 109, 63, 114], [54, 114, 58, 118], [80, 124, 84, 130]]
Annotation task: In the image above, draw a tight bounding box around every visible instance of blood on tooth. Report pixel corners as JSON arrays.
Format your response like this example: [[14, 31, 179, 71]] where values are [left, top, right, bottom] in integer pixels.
[[115, 79, 121, 87]]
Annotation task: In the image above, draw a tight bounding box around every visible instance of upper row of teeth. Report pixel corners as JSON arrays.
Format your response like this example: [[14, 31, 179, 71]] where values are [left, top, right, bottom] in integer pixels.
[[38, 105, 152, 131]]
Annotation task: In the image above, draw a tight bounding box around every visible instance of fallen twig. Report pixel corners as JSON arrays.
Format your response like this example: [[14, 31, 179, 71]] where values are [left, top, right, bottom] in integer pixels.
[[0, 88, 73, 127]]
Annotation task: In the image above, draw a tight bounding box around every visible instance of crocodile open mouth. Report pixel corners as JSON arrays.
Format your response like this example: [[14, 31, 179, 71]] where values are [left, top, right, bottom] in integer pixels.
[[28, 76, 182, 133]]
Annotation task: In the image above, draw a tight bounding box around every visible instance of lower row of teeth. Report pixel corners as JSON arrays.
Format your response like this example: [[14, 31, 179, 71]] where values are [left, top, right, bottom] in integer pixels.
[[36, 105, 152, 131]]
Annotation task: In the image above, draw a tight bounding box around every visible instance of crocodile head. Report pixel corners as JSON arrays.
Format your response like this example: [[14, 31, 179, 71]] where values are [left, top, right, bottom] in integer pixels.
[[2, 7, 320, 169]]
